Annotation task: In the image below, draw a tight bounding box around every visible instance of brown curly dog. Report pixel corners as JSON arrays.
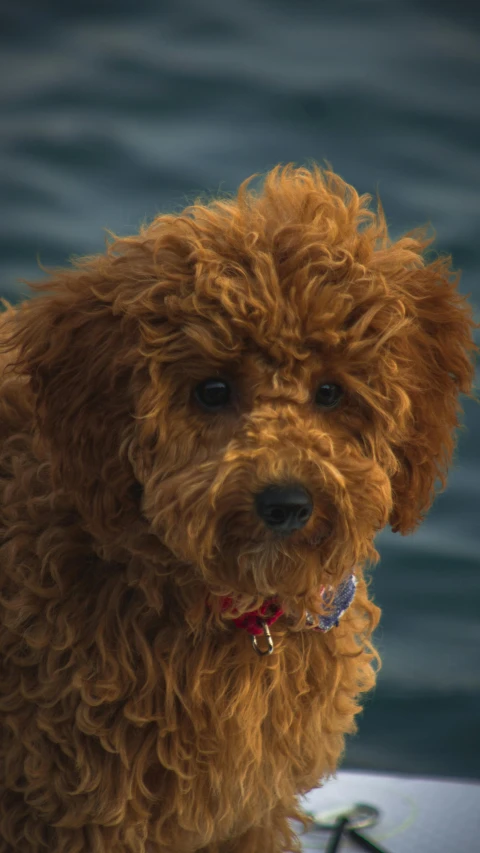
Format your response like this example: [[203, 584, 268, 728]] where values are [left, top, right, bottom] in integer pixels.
[[0, 164, 477, 852]]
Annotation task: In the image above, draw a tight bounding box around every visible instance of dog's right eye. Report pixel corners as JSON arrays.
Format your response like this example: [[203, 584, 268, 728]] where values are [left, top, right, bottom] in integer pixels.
[[194, 378, 231, 411]]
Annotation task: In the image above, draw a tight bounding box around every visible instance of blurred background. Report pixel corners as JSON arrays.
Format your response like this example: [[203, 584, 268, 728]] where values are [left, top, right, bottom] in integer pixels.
[[1, 0, 479, 780]]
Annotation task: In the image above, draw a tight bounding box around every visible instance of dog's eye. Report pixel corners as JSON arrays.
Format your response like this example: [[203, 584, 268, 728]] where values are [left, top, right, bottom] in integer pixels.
[[315, 382, 343, 409], [194, 378, 231, 411]]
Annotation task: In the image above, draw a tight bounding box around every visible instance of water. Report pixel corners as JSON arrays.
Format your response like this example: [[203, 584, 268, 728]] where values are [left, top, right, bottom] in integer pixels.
[[1, 0, 479, 780]]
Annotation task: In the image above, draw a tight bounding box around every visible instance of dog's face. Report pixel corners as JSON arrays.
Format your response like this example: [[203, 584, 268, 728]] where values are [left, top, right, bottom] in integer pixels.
[[5, 165, 475, 618], [135, 284, 395, 613]]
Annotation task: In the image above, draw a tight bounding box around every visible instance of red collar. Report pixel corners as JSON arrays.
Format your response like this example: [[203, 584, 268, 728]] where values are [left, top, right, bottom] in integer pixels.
[[219, 595, 284, 636]]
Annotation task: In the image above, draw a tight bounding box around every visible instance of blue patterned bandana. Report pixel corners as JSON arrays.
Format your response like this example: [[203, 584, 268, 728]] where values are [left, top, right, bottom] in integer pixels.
[[305, 573, 358, 632]]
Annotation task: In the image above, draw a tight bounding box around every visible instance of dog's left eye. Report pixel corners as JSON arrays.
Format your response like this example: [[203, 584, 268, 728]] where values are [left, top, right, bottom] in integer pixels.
[[315, 383, 343, 409], [194, 378, 231, 411]]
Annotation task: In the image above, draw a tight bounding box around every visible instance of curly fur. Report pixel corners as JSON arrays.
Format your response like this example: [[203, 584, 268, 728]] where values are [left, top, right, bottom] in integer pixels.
[[0, 164, 477, 852]]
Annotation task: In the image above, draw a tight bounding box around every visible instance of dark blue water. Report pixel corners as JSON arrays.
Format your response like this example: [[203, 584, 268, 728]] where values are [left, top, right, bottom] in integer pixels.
[[1, 0, 479, 780]]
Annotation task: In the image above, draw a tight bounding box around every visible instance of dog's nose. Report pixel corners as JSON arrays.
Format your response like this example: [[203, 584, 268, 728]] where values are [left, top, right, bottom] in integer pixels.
[[254, 484, 313, 534]]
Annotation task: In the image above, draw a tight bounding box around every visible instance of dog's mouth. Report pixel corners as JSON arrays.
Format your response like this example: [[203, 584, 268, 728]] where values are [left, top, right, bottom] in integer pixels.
[[217, 519, 335, 573], [262, 520, 333, 549], [215, 524, 339, 593]]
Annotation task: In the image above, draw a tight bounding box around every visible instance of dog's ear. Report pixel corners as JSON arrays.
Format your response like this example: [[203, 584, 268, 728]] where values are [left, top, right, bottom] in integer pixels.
[[385, 240, 478, 534], [0, 262, 144, 540]]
